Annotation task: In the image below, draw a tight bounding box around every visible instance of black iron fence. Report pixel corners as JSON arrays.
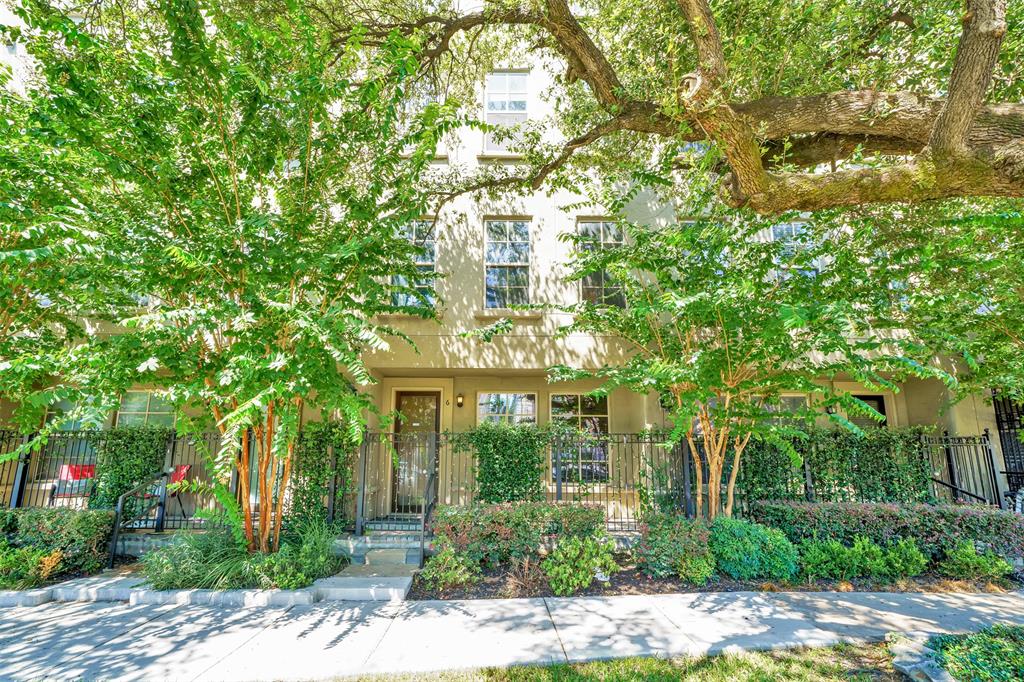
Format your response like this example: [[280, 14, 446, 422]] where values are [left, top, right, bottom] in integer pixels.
[[2, 426, 1012, 540]]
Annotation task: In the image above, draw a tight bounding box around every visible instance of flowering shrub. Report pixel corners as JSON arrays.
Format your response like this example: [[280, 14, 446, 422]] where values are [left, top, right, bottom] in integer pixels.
[[634, 514, 715, 584], [430, 502, 605, 569], [748, 501, 1024, 560]]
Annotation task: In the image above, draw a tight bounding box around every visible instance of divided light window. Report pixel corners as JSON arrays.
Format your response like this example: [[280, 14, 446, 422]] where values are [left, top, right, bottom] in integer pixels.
[[578, 220, 625, 307], [771, 221, 818, 277], [477, 393, 537, 424], [116, 391, 174, 427], [392, 219, 436, 307], [551, 393, 610, 482], [484, 70, 528, 154], [484, 219, 530, 308]]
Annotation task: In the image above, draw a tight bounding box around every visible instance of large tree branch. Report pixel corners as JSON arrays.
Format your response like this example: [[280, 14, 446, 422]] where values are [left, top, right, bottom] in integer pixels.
[[929, 0, 1008, 154], [762, 133, 922, 168]]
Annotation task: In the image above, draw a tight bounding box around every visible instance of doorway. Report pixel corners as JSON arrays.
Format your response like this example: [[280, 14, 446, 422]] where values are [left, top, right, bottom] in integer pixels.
[[392, 391, 440, 514]]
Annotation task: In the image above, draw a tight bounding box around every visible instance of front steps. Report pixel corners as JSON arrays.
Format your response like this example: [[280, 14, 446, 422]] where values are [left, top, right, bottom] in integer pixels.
[[328, 541, 421, 601]]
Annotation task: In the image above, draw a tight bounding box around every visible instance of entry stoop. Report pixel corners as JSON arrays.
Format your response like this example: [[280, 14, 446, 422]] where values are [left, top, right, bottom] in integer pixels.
[[317, 546, 419, 601]]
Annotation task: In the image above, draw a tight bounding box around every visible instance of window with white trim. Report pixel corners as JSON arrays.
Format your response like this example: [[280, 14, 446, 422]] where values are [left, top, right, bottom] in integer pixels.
[[550, 393, 610, 482], [477, 393, 537, 424], [578, 220, 625, 307], [484, 71, 528, 154], [392, 219, 436, 307], [116, 391, 174, 427], [484, 219, 530, 308], [771, 221, 818, 277]]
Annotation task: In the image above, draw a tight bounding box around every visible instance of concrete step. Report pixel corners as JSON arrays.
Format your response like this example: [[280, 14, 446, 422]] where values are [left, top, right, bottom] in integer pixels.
[[335, 534, 425, 556], [362, 548, 419, 566], [313, 574, 413, 601]]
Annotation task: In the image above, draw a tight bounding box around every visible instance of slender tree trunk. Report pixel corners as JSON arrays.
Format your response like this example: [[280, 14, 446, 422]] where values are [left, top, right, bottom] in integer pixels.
[[272, 441, 294, 552], [686, 431, 704, 519], [724, 433, 752, 518], [238, 430, 255, 549]]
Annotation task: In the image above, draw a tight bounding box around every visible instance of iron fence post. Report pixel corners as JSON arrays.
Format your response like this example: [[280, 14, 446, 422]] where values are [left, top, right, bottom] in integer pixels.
[[326, 443, 337, 525], [943, 431, 961, 502], [355, 438, 369, 536], [554, 435, 563, 502], [682, 440, 694, 519], [802, 458, 817, 502], [983, 428, 1005, 509], [8, 433, 33, 509], [155, 473, 168, 533]]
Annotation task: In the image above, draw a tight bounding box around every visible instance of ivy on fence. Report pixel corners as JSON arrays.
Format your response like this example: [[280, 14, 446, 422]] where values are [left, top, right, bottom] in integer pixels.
[[451, 422, 549, 503], [286, 422, 357, 526], [90, 427, 172, 509], [736, 426, 935, 505]]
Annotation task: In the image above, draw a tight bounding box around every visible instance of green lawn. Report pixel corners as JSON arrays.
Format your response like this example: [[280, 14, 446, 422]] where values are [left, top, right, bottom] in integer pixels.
[[930, 624, 1024, 682], [351, 643, 899, 681]]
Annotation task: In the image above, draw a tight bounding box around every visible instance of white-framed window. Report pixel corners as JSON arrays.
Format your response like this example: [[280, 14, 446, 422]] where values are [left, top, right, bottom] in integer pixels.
[[116, 390, 174, 427], [577, 219, 625, 307], [484, 70, 528, 154], [392, 219, 436, 307], [771, 221, 818, 277], [484, 218, 530, 308], [477, 392, 537, 424], [551, 393, 610, 482], [768, 394, 809, 425]]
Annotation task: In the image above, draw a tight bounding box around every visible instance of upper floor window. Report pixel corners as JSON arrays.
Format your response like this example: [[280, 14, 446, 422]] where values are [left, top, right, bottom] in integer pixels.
[[392, 219, 436, 307], [771, 221, 818, 278], [116, 390, 174, 427], [484, 70, 528, 154], [485, 218, 530, 308], [477, 392, 537, 424], [578, 220, 625, 307]]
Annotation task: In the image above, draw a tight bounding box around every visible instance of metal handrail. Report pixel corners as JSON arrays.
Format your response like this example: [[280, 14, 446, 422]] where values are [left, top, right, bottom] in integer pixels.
[[933, 475, 987, 501], [419, 465, 438, 567], [107, 467, 171, 568]]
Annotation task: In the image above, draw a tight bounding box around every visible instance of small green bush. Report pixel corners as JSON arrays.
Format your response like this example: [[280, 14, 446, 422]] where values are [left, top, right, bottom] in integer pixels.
[[709, 517, 797, 581], [938, 542, 1013, 581], [930, 624, 1024, 682], [140, 520, 344, 590], [800, 536, 931, 582], [635, 514, 714, 585], [0, 542, 63, 589], [421, 542, 481, 592], [884, 538, 928, 578], [6, 508, 114, 574], [542, 535, 618, 596]]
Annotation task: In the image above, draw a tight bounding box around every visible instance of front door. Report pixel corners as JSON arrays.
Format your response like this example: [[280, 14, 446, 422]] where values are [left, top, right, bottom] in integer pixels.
[[392, 392, 440, 514]]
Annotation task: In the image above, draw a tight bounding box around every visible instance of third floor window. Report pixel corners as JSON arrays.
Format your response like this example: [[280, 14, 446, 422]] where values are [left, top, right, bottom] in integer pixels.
[[484, 70, 528, 154], [484, 218, 530, 308], [392, 219, 436, 307], [578, 220, 625, 307]]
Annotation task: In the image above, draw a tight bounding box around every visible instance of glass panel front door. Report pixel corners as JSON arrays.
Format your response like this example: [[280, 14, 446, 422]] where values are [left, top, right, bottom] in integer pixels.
[[393, 392, 440, 513]]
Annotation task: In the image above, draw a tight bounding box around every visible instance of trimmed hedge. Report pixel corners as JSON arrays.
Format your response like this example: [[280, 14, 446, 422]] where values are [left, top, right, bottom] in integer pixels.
[[0, 507, 115, 575], [91, 426, 172, 509], [748, 500, 1024, 561], [451, 422, 549, 503], [431, 502, 605, 568], [737, 427, 934, 504]]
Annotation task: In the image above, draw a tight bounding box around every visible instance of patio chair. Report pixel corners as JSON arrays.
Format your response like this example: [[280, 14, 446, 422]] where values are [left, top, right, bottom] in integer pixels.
[[49, 464, 96, 506], [167, 464, 192, 519]]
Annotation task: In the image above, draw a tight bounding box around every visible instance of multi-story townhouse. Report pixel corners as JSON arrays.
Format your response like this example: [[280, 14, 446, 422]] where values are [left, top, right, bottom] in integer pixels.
[[1, 18, 1020, 531]]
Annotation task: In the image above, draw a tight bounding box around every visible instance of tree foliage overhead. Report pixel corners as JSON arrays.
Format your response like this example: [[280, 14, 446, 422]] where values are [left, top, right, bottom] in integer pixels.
[[313, 0, 1024, 215], [551, 205, 950, 517], [4, 0, 453, 550]]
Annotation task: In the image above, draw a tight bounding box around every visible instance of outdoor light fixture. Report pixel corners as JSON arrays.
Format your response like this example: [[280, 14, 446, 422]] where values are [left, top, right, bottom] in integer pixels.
[[456, 394, 464, 408], [825, 405, 837, 415]]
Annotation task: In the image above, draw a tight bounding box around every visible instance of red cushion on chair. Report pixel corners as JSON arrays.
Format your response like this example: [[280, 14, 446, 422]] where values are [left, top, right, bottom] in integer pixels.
[[170, 464, 191, 485], [58, 464, 96, 481]]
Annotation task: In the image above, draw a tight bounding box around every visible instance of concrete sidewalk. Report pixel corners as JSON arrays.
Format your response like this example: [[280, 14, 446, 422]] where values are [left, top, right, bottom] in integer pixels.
[[1, 590, 1023, 680]]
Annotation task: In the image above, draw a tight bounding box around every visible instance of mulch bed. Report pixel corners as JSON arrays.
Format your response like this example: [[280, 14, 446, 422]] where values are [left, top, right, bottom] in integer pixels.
[[408, 557, 1019, 601]]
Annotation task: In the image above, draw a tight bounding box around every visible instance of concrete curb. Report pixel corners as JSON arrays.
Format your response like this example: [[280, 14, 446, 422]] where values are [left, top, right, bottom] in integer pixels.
[[888, 634, 956, 682]]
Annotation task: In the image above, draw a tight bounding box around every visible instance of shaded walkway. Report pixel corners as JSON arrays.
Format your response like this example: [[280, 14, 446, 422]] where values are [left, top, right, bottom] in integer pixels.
[[1, 590, 1023, 680]]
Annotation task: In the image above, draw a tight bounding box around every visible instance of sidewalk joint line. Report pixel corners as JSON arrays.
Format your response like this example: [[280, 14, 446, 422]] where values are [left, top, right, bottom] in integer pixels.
[[542, 598, 570, 663]]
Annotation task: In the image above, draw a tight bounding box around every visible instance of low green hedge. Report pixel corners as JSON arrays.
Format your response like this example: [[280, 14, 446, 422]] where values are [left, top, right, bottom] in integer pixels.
[[748, 500, 1024, 561], [0, 508, 115, 587], [431, 502, 605, 568]]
